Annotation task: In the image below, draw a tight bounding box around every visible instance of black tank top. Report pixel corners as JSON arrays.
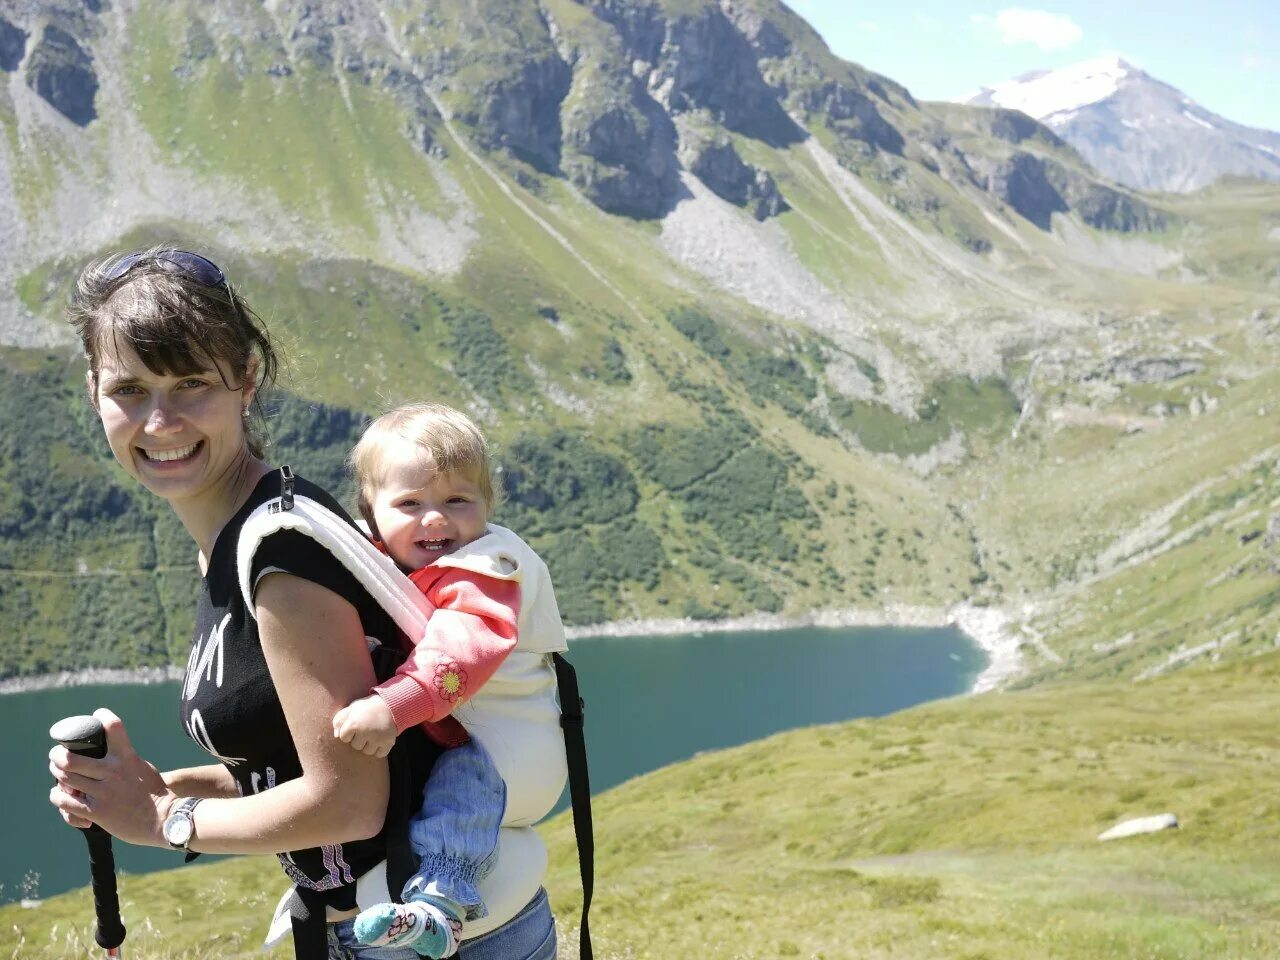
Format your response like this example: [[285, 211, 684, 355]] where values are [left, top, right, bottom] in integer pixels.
[[179, 469, 401, 897]]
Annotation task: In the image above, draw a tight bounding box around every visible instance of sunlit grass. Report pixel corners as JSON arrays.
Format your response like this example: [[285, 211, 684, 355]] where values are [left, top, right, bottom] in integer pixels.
[[8, 651, 1280, 958]]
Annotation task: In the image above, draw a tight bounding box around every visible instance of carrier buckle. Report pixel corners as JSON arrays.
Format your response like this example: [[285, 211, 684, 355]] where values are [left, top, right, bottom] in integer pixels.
[[269, 465, 296, 513]]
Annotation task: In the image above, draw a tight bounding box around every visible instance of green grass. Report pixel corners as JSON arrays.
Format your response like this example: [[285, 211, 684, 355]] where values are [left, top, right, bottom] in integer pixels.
[[127, 2, 454, 248], [8, 650, 1280, 958], [832, 377, 1020, 457]]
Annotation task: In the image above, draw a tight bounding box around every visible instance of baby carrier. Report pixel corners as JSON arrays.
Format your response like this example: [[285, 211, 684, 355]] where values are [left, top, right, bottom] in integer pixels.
[[236, 468, 594, 959]]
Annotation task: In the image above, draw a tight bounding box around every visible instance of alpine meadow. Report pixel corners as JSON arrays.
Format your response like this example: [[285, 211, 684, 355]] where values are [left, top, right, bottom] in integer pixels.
[[3, 1, 1280, 957]]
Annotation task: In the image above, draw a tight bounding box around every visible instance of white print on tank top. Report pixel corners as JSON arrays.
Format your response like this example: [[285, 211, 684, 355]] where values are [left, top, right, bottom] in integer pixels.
[[278, 846, 357, 891], [184, 613, 229, 701], [185, 708, 246, 766], [182, 613, 245, 765], [242, 750, 356, 892]]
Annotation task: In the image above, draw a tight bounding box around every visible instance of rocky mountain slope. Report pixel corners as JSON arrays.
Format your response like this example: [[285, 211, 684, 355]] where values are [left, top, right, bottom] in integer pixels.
[[966, 56, 1280, 192], [0, 0, 1278, 688]]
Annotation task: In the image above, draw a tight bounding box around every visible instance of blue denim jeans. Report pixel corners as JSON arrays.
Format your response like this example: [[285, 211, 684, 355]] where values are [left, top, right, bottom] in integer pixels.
[[403, 738, 506, 920], [326, 887, 556, 960]]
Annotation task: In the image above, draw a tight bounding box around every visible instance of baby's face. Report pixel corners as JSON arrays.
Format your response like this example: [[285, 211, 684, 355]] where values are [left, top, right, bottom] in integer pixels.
[[369, 447, 489, 571]]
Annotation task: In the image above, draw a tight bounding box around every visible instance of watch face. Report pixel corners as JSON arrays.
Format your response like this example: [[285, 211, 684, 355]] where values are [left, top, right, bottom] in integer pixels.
[[166, 814, 193, 847]]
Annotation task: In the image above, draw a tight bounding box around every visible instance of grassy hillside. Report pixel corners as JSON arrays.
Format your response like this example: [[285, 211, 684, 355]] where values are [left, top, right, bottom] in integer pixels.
[[1, 1, 1279, 694], [6, 649, 1279, 958]]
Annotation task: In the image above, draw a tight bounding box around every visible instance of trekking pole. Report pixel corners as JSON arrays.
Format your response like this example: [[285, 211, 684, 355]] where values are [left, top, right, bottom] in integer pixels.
[[50, 715, 126, 958]]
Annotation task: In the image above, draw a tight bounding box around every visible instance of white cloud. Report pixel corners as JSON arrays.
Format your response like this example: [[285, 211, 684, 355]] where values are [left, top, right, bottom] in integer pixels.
[[915, 13, 944, 32], [982, 8, 1083, 51], [855, 20, 879, 33]]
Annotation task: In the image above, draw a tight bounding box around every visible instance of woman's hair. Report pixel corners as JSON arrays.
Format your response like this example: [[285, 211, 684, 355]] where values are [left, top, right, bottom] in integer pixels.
[[350, 402, 502, 527], [67, 245, 279, 459]]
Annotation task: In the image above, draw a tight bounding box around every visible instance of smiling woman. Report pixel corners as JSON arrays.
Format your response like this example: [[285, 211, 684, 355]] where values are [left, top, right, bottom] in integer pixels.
[[92, 346, 259, 528], [50, 248, 560, 960]]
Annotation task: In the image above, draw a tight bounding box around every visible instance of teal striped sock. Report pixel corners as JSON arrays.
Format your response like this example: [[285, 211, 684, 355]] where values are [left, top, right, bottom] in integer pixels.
[[353, 900, 460, 958]]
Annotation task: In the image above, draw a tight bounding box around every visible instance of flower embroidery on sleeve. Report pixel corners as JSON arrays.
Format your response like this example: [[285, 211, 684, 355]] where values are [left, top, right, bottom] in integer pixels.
[[433, 659, 468, 703]]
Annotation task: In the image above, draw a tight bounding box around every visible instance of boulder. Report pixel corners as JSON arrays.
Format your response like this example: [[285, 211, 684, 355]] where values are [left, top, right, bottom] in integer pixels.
[[0, 16, 26, 72], [681, 136, 787, 220], [25, 25, 97, 126], [1097, 813, 1179, 841]]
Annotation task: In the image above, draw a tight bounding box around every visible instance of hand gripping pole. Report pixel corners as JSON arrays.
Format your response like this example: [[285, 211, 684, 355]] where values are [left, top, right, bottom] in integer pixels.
[[50, 715, 126, 958]]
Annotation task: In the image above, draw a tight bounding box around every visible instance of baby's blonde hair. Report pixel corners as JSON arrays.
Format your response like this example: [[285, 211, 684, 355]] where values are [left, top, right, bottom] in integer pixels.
[[350, 402, 501, 529]]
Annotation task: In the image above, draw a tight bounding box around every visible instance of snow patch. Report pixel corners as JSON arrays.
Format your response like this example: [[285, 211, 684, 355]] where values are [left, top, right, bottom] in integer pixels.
[[1181, 110, 1216, 131], [969, 55, 1132, 120]]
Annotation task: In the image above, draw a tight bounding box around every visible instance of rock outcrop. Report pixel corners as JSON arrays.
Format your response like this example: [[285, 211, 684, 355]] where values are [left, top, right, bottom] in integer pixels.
[[464, 54, 571, 173], [974, 152, 1068, 231], [797, 81, 903, 155], [562, 79, 681, 217], [679, 133, 787, 220], [398, 3, 572, 174], [646, 7, 802, 146], [549, 1, 681, 217], [0, 16, 26, 72], [25, 25, 97, 126], [1054, 176, 1166, 233], [972, 150, 1165, 233]]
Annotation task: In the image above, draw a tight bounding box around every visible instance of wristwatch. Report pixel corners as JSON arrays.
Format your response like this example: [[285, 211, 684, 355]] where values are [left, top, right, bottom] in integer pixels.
[[163, 797, 202, 851]]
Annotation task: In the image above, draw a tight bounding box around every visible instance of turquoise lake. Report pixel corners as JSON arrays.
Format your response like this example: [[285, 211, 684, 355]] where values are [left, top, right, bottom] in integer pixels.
[[2, 624, 984, 903]]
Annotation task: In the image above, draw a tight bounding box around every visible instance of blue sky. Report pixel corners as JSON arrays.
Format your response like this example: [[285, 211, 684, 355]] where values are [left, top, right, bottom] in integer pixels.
[[789, 1, 1280, 131]]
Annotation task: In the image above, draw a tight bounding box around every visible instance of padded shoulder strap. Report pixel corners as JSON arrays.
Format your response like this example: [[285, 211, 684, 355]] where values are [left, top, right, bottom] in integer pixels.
[[236, 493, 432, 641]]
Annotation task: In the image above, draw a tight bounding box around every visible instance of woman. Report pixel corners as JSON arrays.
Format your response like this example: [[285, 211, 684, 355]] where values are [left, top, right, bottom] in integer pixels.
[[47, 247, 557, 960]]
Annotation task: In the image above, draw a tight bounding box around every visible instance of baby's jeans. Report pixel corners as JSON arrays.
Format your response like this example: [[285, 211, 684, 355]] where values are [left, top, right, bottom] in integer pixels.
[[404, 737, 506, 920]]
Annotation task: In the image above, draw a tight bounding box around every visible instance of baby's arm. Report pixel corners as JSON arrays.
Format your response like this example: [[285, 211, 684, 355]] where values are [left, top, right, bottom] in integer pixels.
[[375, 569, 521, 732]]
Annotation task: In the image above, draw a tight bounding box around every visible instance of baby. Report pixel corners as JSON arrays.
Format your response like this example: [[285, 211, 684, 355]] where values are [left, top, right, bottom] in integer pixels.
[[331, 402, 564, 957]]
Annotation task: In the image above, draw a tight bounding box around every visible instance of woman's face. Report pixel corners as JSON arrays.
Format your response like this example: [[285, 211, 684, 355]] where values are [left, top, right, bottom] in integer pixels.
[[91, 336, 255, 506]]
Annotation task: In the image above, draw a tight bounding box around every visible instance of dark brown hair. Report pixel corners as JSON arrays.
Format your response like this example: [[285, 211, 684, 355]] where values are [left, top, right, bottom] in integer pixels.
[[67, 246, 279, 458]]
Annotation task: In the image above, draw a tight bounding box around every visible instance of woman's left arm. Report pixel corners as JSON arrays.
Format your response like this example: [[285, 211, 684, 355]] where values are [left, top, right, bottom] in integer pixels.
[[50, 573, 389, 852]]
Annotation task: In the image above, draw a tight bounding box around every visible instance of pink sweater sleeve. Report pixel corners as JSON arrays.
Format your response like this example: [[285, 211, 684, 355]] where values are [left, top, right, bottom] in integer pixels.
[[374, 569, 520, 733]]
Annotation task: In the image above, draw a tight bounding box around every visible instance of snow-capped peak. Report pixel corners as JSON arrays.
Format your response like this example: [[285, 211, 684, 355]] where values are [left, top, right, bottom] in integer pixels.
[[971, 56, 1137, 121]]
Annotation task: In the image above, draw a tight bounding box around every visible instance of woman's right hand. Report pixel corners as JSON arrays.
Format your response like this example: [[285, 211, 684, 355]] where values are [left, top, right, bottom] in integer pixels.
[[48, 707, 177, 847]]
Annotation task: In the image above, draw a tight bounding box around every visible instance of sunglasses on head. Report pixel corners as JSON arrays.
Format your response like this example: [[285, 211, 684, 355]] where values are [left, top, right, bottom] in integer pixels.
[[105, 250, 237, 310]]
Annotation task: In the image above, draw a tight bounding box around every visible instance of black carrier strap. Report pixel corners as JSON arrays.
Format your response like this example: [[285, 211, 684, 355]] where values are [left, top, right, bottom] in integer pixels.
[[553, 652, 594, 960], [371, 640, 439, 903], [286, 635, 439, 959], [287, 887, 328, 958]]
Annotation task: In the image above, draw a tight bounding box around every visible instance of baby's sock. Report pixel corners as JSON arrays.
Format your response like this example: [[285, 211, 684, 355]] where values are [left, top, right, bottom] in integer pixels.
[[353, 898, 463, 958]]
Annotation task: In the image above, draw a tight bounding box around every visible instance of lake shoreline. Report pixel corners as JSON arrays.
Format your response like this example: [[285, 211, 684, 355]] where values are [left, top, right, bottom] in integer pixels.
[[0, 602, 1022, 696], [565, 601, 1022, 694]]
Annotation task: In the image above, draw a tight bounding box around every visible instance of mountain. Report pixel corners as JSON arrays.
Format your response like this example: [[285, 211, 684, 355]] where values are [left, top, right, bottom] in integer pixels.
[[965, 56, 1280, 192], [0, 1, 1278, 691]]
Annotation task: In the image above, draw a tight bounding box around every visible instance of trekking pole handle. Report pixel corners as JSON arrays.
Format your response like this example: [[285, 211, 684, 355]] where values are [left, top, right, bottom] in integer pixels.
[[50, 714, 126, 957], [51, 714, 108, 759]]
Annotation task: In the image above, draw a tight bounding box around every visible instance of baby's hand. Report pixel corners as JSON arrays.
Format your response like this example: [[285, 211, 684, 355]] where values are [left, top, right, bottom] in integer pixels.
[[332, 695, 397, 758]]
